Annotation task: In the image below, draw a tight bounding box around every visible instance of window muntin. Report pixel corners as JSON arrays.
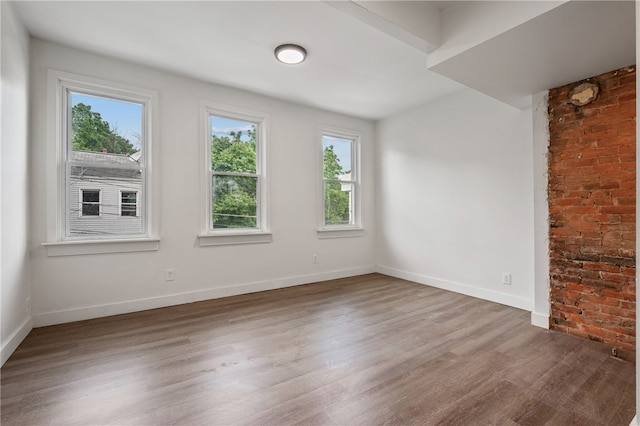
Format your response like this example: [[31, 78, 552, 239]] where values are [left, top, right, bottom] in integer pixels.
[[64, 89, 146, 239], [208, 115, 261, 231], [80, 189, 101, 217], [322, 134, 358, 227]]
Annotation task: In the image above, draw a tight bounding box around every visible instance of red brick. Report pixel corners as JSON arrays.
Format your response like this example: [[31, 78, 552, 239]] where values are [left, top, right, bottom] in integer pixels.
[[602, 289, 635, 301], [621, 267, 636, 276], [599, 304, 635, 319], [548, 65, 636, 352], [620, 301, 635, 310], [586, 310, 627, 325], [581, 324, 618, 341], [582, 263, 621, 273], [600, 206, 635, 215], [619, 144, 635, 155], [619, 72, 636, 85]]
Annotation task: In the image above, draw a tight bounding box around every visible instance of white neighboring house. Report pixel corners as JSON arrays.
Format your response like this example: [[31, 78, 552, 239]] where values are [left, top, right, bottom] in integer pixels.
[[67, 150, 142, 237], [339, 172, 353, 225]]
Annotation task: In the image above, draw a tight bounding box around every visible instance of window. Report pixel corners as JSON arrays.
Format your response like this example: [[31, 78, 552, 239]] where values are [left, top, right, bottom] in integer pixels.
[[43, 70, 159, 256], [120, 191, 139, 217], [319, 127, 362, 237], [199, 103, 270, 246], [210, 115, 259, 229], [65, 91, 145, 237], [80, 189, 101, 217]]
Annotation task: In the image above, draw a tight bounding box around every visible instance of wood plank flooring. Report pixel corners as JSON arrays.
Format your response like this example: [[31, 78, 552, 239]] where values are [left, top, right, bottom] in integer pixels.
[[1, 273, 635, 425]]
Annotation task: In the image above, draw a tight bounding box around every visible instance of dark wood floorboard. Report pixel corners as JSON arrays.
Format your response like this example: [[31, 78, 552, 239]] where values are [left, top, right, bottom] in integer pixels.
[[1, 273, 635, 425]]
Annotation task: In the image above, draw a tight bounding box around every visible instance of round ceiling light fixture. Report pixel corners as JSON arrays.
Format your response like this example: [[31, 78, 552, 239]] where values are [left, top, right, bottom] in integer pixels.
[[274, 44, 307, 65]]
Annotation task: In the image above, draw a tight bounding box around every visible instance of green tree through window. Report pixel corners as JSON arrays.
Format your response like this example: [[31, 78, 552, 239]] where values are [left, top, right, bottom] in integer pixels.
[[71, 103, 136, 154], [209, 119, 356, 230], [211, 122, 258, 229], [323, 144, 352, 225]]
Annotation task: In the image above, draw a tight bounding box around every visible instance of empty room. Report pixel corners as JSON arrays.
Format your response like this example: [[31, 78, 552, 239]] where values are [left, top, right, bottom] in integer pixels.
[[1, 1, 637, 425]]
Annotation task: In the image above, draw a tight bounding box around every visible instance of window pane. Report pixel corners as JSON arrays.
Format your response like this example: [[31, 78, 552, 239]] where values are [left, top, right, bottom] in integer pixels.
[[121, 191, 137, 203], [121, 205, 137, 217], [82, 204, 100, 216], [81, 190, 100, 216], [82, 190, 100, 203], [70, 92, 143, 156], [67, 93, 144, 237], [324, 181, 354, 226], [210, 116, 257, 174], [322, 136, 352, 180], [121, 191, 137, 217], [212, 175, 257, 229]]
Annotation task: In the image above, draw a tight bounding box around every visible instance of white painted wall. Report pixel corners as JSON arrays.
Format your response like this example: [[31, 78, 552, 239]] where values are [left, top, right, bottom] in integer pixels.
[[29, 40, 376, 326], [1, 2, 32, 366], [376, 88, 535, 310], [531, 91, 550, 328]]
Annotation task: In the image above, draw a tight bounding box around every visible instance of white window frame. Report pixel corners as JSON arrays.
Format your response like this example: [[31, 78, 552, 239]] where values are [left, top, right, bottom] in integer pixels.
[[119, 190, 140, 217], [42, 69, 159, 257], [317, 125, 364, 239], [79, 188, 102, 218], [198, 102, 271, 246]]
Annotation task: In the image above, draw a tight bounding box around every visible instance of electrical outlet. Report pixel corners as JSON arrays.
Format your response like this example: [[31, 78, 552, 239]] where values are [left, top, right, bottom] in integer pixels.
[[501, 272, 512, 285], [312, 254, 318, 264], [25, 297, 31, 315], [165, 269, 175, 282]]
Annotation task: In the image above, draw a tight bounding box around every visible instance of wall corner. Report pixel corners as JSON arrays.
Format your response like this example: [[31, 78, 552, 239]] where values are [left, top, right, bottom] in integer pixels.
[[532, 90, 551, 327]]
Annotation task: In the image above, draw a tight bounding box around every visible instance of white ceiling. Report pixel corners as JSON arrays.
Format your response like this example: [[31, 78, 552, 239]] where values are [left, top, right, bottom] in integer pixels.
[[12, 1, 637, 121], [14, 1, 464, 120]]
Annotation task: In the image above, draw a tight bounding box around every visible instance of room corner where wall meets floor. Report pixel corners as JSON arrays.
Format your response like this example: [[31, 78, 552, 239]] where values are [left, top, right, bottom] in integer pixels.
[[548, 65, 636, 361]]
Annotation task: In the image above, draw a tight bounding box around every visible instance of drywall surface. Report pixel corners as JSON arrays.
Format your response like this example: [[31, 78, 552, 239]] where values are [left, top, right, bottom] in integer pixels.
[[376, 89, 535, 310], [1, 1, 32, 365], [29, 39, 376, 325], [532, 90, 550, 328]]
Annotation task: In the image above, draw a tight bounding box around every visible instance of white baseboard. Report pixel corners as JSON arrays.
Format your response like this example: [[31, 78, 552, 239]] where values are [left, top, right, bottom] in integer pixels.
[[376, 265, 534, 311], [530, 311, 550, 329], [34, 266, 376, 327], [630, 415, 637, 426], [1, 316, 33, 367]]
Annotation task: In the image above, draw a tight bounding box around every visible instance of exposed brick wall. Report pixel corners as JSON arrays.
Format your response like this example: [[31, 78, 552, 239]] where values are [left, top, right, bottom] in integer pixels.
[[548, 66, 636, 358]]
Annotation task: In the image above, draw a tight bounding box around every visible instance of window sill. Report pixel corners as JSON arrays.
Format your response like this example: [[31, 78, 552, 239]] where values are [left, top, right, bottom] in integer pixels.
[[43, 238, 160, 257], [198, 232, 272, 247], [317, 228, 365, 239]]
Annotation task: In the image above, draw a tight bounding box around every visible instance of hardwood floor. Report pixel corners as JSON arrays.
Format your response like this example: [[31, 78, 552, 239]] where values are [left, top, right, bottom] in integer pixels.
[[1, 273, 635, 425]]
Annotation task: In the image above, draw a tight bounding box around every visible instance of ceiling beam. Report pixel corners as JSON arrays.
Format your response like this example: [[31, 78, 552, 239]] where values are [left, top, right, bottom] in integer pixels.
[[325, 1, 441, 53], [427, 0, 567, 69]]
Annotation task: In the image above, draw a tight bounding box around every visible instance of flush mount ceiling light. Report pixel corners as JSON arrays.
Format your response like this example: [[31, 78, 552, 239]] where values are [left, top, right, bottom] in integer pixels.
[[274, 44, 307, 65]]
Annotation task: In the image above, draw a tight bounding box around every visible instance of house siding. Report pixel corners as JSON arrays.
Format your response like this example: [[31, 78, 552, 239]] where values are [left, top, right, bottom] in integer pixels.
[[68, 178, 142, 236], [67, 151, 143, 237]]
